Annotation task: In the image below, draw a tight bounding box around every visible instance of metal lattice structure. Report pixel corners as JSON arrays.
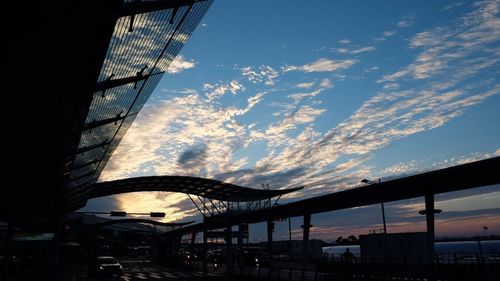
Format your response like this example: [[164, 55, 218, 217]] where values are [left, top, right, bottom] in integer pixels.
[[87, 176, 303, 217]]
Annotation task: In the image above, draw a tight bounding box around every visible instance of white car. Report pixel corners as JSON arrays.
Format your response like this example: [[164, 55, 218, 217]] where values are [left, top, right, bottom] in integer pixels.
[[88, 256, 123, 277]]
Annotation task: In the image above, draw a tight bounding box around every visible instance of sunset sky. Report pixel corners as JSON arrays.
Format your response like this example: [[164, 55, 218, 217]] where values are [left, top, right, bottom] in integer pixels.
[[81, 0, 500, 241]]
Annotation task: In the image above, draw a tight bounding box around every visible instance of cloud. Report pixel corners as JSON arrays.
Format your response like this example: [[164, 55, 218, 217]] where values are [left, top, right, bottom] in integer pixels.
[[332, 46, 376, 55], [332, 47, 349, 54], [374, 30, 397, 42], [247, 92, 266, 108], [204, 80, 245, 101], [364, 66, 379, 73], [383, 83, 400, 90], [161, 88, 198, 95], [177, 144, 208, 171], [443, 2, 465, 12], [338, 39, 351, 44], [380, 0, 500, 83], [283, 58, 358, 73], [409, 31, 445, 48], [263, 106, 326, 147], [383, 30, 396, 37], [296, 82, 315, 89], [100, 92, 250, 181], [320, 79, 333, 89], [349, 46, 377, 54], [116, 191, 198, 222], [397, 19, 413, 28], [241, 65, 280, 86], [166, 55, 196, 73], [287, 79, 333, 104]]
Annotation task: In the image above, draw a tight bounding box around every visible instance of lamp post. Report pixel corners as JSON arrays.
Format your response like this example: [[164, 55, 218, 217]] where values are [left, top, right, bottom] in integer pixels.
[[361, 178, 387, 235]]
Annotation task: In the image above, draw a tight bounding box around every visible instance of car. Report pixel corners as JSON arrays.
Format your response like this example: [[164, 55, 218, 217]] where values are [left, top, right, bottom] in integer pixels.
[[88, 256, 123, 277], [0, 254, 24, 273], [207, 249, 225, 265]]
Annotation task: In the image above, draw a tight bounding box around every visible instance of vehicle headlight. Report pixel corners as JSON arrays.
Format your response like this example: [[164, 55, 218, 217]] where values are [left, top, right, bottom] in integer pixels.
[[99, 266, 104, 270]]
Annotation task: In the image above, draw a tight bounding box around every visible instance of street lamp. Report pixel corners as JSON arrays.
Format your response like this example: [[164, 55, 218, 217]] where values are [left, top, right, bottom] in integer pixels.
[[361, 178, 387, 235]]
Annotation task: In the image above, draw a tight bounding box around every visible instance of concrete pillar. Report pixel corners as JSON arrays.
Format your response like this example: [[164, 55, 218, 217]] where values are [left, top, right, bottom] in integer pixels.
[[237, 224, 243, 246], [267, 219, 273, 264], [226, 224, 233, 274], [191, 231, 196, 245], [190, 231, 196, 266], [302, 214, 311, 262], [301, 214, 311, 281], [237, 224, 243, 268], [425, 193, 435, 263], [202, 220, 208, 273]]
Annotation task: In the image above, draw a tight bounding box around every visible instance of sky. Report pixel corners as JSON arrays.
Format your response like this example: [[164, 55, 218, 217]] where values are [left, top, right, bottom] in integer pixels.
[[81, 0, 500, 241]]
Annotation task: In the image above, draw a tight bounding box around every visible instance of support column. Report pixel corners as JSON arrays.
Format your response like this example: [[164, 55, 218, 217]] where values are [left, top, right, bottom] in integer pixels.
[[226, 224, 233, 274], [301, 214, 311, 281], [267, 219, 273, 265], [237, 224, 243, 247], [302, 214, 311, 262], [191, 231, 196, 245], [190, 231, 196, 267], [425, 193, 435, 263], [237, 224, 243, 268], [202, 219, 208, 273]]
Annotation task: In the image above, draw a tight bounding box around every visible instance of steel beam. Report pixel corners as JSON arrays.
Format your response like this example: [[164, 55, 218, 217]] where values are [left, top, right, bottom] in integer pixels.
[[83, 113, 137, 132], [425, 193, 435, 263], [117, 0, 196, 18], [75, 140, 111, 154]]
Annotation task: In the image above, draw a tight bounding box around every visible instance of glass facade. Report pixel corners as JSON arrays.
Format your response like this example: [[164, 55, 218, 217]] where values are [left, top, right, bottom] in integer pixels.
[[66, 0, 213, 210]]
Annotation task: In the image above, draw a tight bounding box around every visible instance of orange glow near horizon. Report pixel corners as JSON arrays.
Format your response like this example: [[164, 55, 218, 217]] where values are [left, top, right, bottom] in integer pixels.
[[115, 191, 197, 223]]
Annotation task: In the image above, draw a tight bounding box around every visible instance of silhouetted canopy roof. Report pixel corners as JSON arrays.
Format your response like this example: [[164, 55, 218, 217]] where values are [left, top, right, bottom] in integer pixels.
[[88, 176, 304, 202]]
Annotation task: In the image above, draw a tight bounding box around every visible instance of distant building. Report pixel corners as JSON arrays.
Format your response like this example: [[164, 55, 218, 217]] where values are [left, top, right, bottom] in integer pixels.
[[360, 232, 428, 263]]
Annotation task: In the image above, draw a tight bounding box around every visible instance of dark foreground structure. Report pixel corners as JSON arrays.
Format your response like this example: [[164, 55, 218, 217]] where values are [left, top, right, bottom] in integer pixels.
[[2, 0, 214, 280]]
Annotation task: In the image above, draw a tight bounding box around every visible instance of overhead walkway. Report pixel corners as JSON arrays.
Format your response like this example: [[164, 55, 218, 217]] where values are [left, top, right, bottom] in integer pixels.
[[165, 156, 500, 273]]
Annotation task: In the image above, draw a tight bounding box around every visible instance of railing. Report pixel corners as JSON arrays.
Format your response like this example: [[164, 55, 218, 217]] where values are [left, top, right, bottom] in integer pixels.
[[178, 251, 500, 281], [320, 251, 500, 265]]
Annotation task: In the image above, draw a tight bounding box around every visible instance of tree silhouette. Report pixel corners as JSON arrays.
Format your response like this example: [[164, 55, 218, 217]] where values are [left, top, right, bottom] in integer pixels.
[[336, 236, 343, 244], [348, 235, 358, 242]]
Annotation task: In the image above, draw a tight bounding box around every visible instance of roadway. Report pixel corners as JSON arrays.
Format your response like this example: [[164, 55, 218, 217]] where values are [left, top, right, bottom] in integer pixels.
[[74, 258, 265, 281]]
